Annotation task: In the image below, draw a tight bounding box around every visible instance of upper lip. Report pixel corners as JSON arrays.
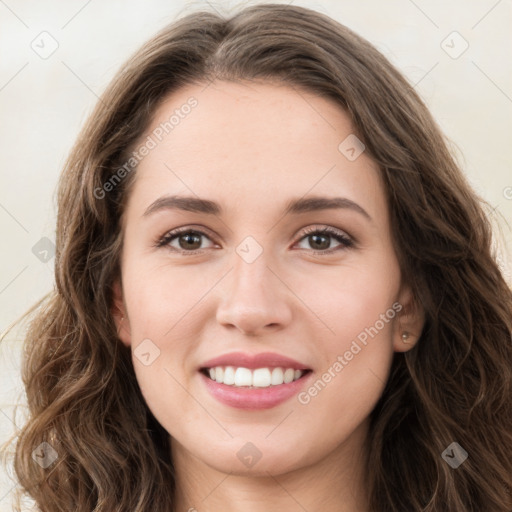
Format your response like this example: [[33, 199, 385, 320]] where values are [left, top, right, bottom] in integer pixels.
[[200, 351, 311, 371]]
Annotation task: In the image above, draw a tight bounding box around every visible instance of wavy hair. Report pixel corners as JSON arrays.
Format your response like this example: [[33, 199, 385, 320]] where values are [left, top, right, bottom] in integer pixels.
[[2, 3, 511, 511]]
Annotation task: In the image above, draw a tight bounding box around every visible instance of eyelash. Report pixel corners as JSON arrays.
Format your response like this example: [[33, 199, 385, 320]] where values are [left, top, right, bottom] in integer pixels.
[[155, 225, 354, 255]]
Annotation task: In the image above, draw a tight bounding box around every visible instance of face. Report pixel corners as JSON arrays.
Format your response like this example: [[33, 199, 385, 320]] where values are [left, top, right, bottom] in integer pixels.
[[113, 80, 423, 477]]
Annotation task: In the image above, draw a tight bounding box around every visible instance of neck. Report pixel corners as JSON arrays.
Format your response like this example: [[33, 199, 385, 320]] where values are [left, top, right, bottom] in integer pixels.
[[171, 420, 370, 512]]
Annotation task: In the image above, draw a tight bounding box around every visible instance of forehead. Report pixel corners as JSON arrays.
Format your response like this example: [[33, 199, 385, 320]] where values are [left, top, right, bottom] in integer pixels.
[[125, 80, 385, 221]]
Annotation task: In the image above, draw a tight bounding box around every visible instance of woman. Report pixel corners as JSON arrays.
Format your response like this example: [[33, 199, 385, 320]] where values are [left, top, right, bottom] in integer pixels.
[[3, 3, 511, 511]]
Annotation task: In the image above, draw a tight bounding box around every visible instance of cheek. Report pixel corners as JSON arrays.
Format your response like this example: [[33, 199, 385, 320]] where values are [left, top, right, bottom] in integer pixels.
[[293, 256, 399, 413], [123, 260, 213, 338], [131, 359, 212, 451], [121, 260, 217, 429], [294, 254, 400, 351], [295, 292, 396, 451]]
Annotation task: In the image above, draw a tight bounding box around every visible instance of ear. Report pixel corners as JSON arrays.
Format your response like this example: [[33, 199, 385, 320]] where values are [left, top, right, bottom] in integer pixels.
[[393, 283, 425, 353], [112, 279, 132, 347]]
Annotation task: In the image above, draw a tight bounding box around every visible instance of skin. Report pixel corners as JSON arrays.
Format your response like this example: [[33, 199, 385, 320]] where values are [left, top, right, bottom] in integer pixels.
[[113, 80, 424, 512]]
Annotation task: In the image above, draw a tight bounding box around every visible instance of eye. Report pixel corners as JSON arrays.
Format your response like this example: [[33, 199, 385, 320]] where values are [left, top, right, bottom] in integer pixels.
[[155, 225, 354, 255], [294, 226, 354, 253], [156, 227, 216, 253]]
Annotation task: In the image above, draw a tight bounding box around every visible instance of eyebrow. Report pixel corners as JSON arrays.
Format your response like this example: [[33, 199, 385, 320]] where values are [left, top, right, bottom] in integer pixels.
[[142, 194, 372, 221]]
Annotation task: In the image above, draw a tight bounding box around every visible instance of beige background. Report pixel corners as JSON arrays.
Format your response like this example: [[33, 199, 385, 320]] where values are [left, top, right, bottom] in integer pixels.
[[1, 0, 511, 509]]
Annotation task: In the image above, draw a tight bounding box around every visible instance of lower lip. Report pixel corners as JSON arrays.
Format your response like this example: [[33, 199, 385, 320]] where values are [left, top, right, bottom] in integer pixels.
[[200, 372, 312, 410]]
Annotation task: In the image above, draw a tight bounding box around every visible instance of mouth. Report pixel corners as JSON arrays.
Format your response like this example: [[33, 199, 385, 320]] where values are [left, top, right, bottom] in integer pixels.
[[198, 352, 313, 409], [200, 366, 312, 388]]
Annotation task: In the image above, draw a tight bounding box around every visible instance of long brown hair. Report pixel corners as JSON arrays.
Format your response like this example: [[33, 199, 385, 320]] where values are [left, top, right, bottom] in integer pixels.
[[2, 4, 511, 511]]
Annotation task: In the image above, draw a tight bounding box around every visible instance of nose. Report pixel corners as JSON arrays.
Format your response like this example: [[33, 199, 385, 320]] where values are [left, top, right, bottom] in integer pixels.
[[215, 250, 293, 337]]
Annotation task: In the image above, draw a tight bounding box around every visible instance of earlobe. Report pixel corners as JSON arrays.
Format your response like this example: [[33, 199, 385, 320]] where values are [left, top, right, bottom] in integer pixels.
[[393, 285, 425, 353], [395, 329, 419, 352], [112, 279, 132, 347]]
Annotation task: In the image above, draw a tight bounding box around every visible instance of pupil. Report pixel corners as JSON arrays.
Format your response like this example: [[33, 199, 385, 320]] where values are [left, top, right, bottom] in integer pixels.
[[310, 234, 329, 250], [180, 233, 201, 250]]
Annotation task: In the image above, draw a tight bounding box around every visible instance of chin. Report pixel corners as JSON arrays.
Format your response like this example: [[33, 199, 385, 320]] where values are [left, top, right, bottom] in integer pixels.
[[205, 449, 307, 477]]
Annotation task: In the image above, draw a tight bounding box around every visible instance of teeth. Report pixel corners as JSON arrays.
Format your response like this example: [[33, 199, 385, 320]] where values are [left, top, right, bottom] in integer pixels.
[[205, 366, 305, 388], [223, 366, 236, 385], [253, 368, 271, 387], [283, 368, 294, 384], [271, 367, 284, 385], [234, 367, 252, 386]]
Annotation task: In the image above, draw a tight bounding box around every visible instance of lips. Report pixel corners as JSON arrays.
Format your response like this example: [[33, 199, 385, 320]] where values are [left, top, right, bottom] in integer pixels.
[[199, 351, 312, 409], [200, 351, 310, 371]]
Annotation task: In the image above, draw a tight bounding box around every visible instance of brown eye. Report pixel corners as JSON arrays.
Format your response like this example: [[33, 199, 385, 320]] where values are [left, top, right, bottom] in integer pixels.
[[177, 232, 203, 250], [306, 233, 331, 251], [295, 227, 354, 253], [157, 229, 215, 252]]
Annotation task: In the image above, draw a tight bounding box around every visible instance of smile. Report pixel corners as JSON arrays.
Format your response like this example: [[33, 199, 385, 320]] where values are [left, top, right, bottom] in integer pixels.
[[199, 351, 312, 409], [202, 366, 306, 388]]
